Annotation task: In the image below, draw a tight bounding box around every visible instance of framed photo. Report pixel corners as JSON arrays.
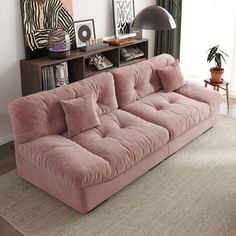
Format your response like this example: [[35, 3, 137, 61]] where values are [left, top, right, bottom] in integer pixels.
[[20, 0, 75, 59], [74, 19, 96, 48], [112, 0, 135, 38]]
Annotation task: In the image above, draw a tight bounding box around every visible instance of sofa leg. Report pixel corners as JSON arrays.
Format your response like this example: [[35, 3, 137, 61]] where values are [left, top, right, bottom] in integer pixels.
[[87, 199, 109, 214], [203, 126, 213, 134]]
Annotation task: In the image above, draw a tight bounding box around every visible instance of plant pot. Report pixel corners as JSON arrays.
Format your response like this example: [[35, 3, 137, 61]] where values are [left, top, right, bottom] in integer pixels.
[[210, 67, 224, 83]]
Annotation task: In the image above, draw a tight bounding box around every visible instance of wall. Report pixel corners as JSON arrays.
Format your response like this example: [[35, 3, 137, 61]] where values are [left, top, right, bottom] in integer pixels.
[[0, 0, 156, 145], [0, 0, 24, 145], [73, 0, 156, 56]]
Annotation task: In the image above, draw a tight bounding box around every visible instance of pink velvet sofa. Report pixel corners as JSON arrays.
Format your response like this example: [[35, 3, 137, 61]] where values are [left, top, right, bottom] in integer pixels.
[[9, 54, 222, 213]]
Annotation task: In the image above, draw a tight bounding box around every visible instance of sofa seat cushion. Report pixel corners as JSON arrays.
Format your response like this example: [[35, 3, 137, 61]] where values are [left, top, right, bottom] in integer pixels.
[[17, 135, 112, 190], [122, 91, 210, 140], [175, 82, 223, 114], [67, 109, 169, 179]]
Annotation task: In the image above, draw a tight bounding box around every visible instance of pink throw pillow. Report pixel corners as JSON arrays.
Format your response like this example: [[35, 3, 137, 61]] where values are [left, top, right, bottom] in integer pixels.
[[60, 94, 101, 137], [157, 60, 185, 92]]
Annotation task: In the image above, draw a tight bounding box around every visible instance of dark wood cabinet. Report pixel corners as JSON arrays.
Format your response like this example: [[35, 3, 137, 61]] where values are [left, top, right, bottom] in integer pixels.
[[20, 39, 148, 96]]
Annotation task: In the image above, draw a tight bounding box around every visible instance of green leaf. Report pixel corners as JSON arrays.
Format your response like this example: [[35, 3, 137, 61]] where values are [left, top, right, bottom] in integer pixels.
[[215, 53, 221, 68], [219, 50, 229, 58], [207, 45, 218, 62], [207, 45, 228, 67], [221, 54, 227, 65]]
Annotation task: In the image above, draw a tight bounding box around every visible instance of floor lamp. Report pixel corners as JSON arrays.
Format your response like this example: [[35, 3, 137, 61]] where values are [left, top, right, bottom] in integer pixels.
[[131, 5, 176, 52], [132, 5, 176, 31]]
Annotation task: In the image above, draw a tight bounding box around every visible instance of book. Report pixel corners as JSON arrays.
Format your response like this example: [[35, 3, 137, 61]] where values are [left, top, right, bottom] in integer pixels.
[[48, 66, 56, 89], [120, 46, 145, 61], [42, 63, 70, 90]]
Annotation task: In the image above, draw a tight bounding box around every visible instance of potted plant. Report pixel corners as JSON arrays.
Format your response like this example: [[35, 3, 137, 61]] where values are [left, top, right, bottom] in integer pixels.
[[207, 45, 229, 83]]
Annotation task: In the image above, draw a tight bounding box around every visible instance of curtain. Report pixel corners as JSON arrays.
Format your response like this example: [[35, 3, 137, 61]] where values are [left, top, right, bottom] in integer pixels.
[[155, 0, 182, 59]]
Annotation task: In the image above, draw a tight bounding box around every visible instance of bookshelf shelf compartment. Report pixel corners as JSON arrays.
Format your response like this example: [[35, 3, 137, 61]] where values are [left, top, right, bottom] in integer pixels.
[[20, 39, 148, 96]]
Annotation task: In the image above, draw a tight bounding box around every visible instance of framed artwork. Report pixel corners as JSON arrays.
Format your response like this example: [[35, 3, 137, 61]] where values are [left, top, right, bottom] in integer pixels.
[[112, 0, 135, 38], [20, 0, 75, 59], [74, 19, 96, 48]]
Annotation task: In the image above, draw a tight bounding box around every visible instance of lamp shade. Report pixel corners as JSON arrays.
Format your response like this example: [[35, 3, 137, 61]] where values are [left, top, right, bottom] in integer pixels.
[[132, 5, 176, 30]]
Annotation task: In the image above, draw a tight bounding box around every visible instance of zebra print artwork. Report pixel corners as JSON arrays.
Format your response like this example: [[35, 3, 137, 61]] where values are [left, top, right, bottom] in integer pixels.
[[20, 0, 75, 59], [113, 0, 135, 37]]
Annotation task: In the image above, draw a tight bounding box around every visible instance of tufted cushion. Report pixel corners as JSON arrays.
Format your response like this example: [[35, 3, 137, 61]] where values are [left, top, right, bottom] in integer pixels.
[[122, 91, 210, 140], [112, 60, 157, 108], [8, 72, 118, 144], [112, 54, 176, 108], [175, 82, 223, 115], [60, 94, 101, 137], [66, 109, 169, 178], [157, 60, 186, 92], [149, 53, 175, 80], [17, 135, 112, 189]]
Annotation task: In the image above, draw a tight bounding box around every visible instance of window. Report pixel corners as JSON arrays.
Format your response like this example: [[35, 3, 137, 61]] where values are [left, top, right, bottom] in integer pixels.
[[180, 0, 236, 97]]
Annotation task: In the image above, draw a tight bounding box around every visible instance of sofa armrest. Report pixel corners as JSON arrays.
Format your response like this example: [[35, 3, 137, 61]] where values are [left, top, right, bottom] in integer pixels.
[[175, 82, 223, 113], [16, 135, 112, 189]]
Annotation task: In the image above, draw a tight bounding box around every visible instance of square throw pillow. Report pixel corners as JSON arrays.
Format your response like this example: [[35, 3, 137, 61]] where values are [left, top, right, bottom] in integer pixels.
[[157, 60, 186, 92], [60, 94, 101, 137]]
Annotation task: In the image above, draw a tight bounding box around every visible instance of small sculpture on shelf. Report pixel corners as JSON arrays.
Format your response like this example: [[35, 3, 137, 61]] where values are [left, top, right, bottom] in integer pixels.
[[55, 63, 69, 87], [89, 54, 113, 71], [80, 38, 108, 52]]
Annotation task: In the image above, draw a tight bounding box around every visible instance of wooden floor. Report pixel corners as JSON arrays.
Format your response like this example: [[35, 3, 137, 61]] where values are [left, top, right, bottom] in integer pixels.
[[0, 143, 22, 236], [0, 98, 235, 236]]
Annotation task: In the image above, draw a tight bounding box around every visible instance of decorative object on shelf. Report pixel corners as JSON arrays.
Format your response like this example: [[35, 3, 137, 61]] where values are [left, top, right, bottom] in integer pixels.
[[112, 0, 135, 38], [55, 62, 69, 87], [48, 28, 71, 59], [207, 45, 229, 83], [105, 37, 138, 46], [20, 0, 75, 59], [89, 54, 113, 71], [80, 38, 109, 52], [74, 19, 96, 48], [20, 39, 148, 96]]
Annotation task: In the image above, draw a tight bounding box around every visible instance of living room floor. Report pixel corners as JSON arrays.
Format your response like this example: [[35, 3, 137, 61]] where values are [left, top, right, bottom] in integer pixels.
[[0, 98, 235, 236]]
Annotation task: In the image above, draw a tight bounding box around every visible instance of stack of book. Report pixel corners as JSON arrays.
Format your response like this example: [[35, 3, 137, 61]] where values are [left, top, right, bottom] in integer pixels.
[[120, 46, 145, 61], [41, 62, 69, 90]]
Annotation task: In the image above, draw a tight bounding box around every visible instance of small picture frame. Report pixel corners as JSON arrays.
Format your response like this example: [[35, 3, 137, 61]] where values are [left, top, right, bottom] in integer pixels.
[[112, 0, 135, 38], [74, 19, 96, 48]]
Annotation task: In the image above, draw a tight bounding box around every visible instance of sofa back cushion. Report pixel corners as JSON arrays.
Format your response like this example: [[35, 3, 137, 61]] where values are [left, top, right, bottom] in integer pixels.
[[9, 72, 118, 144], [157, 60, 186, 92], [60, 94, 101, 137], [112, 53, 175, 107]]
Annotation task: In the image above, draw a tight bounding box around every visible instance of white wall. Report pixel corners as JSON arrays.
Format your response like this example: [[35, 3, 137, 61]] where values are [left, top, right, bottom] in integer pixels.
[[73, 0, 156, 57], [0, 0, 156, 145], [0, 0, 24, 145]]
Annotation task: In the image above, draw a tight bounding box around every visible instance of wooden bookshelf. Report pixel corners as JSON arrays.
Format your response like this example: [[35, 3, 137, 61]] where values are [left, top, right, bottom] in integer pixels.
[[20, 39, 149, 96]]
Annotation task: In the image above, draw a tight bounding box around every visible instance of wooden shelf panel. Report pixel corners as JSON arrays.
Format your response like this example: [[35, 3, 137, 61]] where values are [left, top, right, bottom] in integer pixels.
[[20, 39, 149, 96], [84, 65, 117, 78], [120, 57, 147, 67]]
